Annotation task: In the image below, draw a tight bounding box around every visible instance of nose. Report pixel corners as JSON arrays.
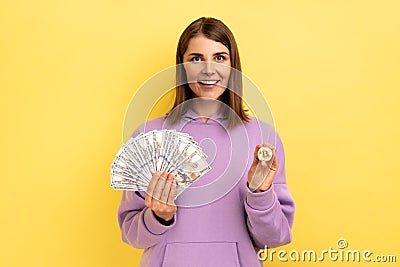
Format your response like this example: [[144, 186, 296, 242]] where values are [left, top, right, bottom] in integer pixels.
[[201, 61, 216, 76]]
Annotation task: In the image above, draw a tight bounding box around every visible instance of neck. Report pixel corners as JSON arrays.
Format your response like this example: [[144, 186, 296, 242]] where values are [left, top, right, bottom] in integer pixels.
[[191, 98, 221, 122]]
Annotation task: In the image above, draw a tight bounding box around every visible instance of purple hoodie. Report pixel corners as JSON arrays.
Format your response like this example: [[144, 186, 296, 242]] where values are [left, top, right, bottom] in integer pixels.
[[118, 109, 295, 266]]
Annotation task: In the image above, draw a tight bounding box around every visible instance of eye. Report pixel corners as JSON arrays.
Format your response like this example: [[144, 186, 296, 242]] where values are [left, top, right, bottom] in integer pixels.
[[216, 55, 226, 62], [191, 56, 202, 62]]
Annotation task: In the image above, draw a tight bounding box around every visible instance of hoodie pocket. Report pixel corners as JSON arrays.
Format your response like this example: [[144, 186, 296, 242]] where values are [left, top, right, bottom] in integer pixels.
[[162, 242, 240, 267]]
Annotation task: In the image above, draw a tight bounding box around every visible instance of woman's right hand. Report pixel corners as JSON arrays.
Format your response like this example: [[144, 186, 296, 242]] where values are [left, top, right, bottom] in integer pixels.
[[145, 171, 177, 222]]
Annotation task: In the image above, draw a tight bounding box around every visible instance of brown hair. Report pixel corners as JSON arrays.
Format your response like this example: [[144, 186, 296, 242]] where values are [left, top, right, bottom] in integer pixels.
[[167, 17, 250, 129]]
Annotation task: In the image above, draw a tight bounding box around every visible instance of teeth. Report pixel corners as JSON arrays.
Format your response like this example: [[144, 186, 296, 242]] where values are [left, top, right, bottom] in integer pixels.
[[199, 80, 218, 85]]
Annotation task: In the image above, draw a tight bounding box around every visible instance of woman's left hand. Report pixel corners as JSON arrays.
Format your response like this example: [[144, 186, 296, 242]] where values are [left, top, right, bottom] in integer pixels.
[[247, 143, 278, 193]]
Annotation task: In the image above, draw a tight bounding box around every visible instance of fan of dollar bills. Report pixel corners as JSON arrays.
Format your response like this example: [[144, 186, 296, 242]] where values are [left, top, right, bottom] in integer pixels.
[[110, 129, 211, 198]]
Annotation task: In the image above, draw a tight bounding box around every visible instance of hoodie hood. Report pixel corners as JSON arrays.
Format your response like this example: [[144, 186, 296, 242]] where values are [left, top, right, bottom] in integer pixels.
[[181, 107, 229, 126]]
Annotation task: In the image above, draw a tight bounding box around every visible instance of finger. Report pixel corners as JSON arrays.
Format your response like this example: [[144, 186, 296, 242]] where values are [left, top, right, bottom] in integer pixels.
[[144, 192, 152, 207], [269, 149, 278, 172], [252, 144, 262, 164], [152, 172, 168, 201], [167, 173, 177, 206], [262, 142, 276, 150], [261, 142, 276, 159], [160, 173, 173, 204], [265, 143, 278, 171], [248, 161, 268, 191], [146, 171, 162, 197]]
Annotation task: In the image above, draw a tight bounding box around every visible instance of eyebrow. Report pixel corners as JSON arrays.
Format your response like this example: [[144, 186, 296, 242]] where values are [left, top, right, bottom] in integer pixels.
[[187, 52, 229, 57]]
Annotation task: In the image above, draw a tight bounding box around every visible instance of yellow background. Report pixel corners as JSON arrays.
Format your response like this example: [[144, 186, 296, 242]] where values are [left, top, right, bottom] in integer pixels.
[[1, 0, 399, 266]]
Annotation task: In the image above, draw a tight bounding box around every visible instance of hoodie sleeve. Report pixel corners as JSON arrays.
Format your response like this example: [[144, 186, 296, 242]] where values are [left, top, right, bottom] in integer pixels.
[[117, 190, 176, 249], [244, 132, 295, 249]]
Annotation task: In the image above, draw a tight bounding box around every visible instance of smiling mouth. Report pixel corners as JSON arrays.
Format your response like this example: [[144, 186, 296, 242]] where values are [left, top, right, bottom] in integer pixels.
[[197, 80, 220, 85]]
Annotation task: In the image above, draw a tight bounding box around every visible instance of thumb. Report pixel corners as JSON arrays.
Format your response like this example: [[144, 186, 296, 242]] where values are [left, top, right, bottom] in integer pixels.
[[252, 144, 262, 165]]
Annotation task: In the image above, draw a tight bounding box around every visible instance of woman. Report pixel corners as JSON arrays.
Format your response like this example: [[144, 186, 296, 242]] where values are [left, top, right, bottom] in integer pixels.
[[118, 17, 295, 266]]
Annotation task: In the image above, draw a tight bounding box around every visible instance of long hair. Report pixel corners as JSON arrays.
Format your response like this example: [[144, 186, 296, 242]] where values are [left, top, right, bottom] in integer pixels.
[[167, 17, 250, 129]]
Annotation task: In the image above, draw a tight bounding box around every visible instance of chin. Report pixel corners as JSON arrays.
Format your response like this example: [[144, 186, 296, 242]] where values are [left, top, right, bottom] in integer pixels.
[[194, 93, 223, 100], [191, 84, 226, 100]]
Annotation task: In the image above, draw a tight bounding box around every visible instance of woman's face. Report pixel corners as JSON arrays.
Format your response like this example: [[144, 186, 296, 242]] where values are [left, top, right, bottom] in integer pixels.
[[183, 35, 231, 100]]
